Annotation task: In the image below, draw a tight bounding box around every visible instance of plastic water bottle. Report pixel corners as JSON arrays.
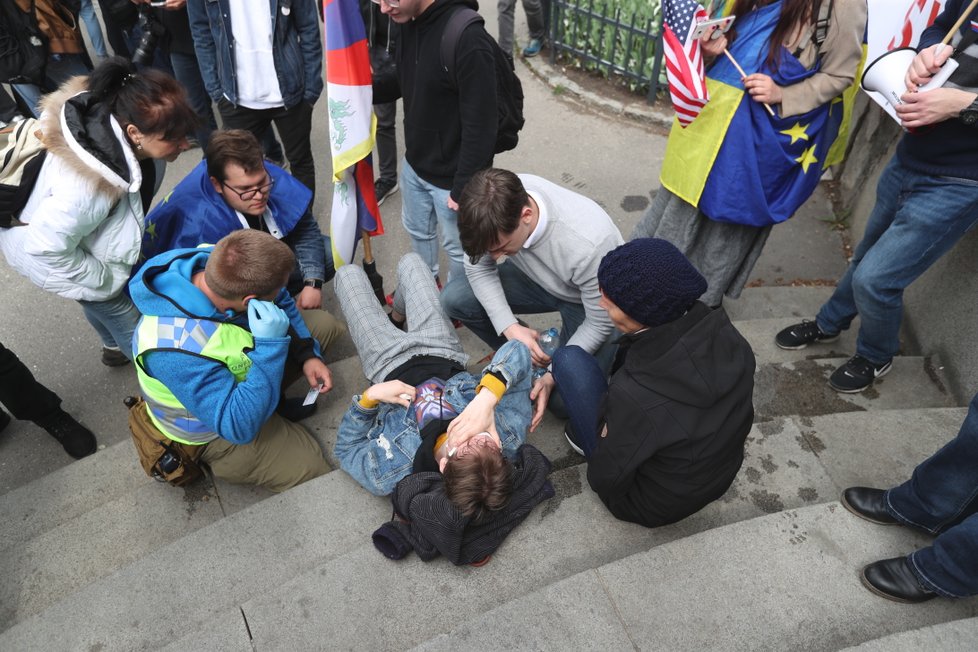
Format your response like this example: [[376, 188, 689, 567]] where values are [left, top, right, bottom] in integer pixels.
[[538, 327, 560, 357]]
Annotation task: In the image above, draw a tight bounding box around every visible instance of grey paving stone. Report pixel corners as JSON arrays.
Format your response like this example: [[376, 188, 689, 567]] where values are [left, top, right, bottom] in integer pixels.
[[160, 606, 254, 652], [410, 570, 635, 652], [597, 503, 978, 652], [839, 616, 978, 652], [753, 356, 956, 421], [723, 286, 837, 322]]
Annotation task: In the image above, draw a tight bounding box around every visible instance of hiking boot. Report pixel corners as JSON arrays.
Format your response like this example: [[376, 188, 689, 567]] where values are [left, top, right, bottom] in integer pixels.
[[101, 346, 130, 367], [522, 38, 543, 58], [35, 410, 97, 459], [829, 355, 892, 393], [374, 178, 399, 206], [775, 319, 839, 350]]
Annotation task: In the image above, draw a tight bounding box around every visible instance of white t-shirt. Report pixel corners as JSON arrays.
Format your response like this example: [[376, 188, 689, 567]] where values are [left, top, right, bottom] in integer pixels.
[[229, 0, 284, 109]]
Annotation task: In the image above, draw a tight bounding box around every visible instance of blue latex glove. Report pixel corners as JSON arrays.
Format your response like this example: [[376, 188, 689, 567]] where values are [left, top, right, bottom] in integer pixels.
[[247, 299, 290, 339]]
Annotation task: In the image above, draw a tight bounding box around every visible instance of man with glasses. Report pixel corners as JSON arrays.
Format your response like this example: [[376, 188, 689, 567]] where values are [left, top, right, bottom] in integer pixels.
[[143, 130, 334, 312]]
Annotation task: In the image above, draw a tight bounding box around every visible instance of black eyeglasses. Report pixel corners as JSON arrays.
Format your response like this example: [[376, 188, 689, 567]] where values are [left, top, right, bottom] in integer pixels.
[[370, 0, 400, 7], [222, 174, 275, 201]]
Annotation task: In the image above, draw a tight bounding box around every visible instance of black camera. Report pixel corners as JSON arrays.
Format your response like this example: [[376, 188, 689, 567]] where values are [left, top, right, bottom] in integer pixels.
[[132, 8, 166, 67], [156, 449, 181, 474]]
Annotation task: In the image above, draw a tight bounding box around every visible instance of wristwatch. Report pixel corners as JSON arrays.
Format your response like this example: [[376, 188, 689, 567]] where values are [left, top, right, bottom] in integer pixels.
[[303, 278, 324, 289], [960, 97, 978, 127]]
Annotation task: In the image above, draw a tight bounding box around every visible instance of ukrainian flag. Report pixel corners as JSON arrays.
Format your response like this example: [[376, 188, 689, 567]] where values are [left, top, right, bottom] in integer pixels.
[[661, 1, 847, 227]]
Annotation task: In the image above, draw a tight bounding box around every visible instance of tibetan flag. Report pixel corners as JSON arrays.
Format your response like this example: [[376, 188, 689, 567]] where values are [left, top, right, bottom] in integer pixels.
[[324, 0, 383, 270], [662, 0, 711, 127], [660, 0, 845, 227]]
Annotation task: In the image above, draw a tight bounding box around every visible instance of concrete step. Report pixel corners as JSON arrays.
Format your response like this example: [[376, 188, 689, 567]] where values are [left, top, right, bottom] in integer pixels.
[[723, 285, 836, 322], [734, 316, 860, 365], [754, 355, 955, 421], [839, 616, 978, 651], [111, 409, 963, 650], [409, 503, 978, 651], [2, 397, 966, 644]]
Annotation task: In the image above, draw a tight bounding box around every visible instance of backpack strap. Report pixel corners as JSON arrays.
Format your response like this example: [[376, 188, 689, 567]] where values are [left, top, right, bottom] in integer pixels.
[[439, 7, 484, 83], [813, 0, 832, 49]]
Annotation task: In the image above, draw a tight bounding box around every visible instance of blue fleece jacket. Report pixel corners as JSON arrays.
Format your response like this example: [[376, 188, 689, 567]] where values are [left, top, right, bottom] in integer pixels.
[[129, 247, 320, 445]]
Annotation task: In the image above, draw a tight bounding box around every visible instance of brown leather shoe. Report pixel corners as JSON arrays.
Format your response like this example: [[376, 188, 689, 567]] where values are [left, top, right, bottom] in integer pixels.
[[861, 557, 936, 603], [842, 487, 899, 525]]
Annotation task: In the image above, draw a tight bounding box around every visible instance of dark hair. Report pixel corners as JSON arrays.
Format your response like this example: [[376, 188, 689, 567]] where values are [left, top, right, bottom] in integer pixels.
[[87, 56, 198, 142], [205, 130, 266, 182], [442, 446, 514, 521], [457, 168, 529, 263], [205, 230, 295, 299], [729, 0, 823, 71]]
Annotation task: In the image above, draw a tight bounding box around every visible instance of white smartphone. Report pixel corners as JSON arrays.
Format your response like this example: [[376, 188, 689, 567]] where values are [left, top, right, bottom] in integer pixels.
[[149, 1, 167, 6], [691, 16, 736, 41]]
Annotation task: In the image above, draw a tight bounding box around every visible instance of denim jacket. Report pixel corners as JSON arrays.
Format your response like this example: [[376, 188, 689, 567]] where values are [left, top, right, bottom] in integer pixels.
[[335, 341, 534, 496], [186, 0, 323, 108]]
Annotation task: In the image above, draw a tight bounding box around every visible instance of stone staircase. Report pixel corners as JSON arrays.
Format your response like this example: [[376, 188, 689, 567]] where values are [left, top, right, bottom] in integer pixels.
[[2, 285, 976, 651]]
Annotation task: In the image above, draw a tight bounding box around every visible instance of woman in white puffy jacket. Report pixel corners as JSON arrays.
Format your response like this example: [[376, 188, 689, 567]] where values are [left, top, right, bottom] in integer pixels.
[[0, 57, 197, 365]]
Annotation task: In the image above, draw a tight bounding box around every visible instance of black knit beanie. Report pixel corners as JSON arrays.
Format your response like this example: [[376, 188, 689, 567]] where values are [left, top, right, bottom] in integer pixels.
[[597, 238, 707, 327]]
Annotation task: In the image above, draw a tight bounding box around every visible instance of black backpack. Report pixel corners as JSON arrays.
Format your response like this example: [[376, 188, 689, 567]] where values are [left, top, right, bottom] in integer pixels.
[[0, 0, 48, 85], [439, 8, 525, 154]]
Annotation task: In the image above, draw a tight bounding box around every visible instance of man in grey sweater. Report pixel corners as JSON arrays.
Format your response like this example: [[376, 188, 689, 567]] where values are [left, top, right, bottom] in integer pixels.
[[440, 168, 623, 426]]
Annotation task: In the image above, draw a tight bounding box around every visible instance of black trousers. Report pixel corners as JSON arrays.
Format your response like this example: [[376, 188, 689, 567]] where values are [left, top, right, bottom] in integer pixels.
[[218, 99, 316, 199], [0, 342, 61, 422]]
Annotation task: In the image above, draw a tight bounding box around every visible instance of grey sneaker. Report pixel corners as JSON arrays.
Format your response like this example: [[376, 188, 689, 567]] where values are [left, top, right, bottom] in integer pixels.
[[374, 178, 399, 206], [775, 319, 839, 350]]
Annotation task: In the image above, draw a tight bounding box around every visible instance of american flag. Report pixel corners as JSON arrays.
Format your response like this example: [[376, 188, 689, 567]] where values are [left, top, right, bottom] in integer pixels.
[[662, 0, 710, 127]]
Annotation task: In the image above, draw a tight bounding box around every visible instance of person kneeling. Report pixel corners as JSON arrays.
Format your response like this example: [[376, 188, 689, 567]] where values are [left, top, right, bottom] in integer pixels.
[[128, 230, 342, 492], [553, 238, 757, 527]]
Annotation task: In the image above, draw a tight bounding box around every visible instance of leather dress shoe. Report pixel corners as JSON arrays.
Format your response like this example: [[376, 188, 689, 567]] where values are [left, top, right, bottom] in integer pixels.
[[861, 557, 936, 603], [842, 487, 899, 525]]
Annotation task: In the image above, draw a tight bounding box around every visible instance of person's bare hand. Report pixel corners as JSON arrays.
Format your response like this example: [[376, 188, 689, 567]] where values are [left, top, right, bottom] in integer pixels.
[[743, 73, 783, 104], [364, 380, 415, 406], [699, 28, 727, 58], [502, 323, 549, 366], [447, 196, 459, 211], [446, 389, 498, 447], [896, 87, 974, 129], [295, 285, 323, 310], [529, 372, 554, 432], [905, 43, 952, 92], [302, 358, 333, 394]]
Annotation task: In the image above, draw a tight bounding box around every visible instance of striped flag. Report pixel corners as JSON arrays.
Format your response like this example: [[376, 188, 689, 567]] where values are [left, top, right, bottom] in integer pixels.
[[662, 0, 710, 127], [324, 0, 384, 270], [886, 0, 945, 50]]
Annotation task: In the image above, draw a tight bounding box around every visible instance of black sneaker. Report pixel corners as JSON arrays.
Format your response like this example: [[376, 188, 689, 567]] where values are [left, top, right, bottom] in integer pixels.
[[775, 319, 840, 350], [829, 355, 892, 393], [35, 410, 98, 459], [374, 178, 399, 206]]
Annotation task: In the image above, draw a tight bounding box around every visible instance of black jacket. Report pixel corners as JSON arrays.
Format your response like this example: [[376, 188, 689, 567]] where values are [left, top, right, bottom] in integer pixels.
[[587, 302, 756, 528], [374, 0, 497, 200], [372, 445, 554, 565]]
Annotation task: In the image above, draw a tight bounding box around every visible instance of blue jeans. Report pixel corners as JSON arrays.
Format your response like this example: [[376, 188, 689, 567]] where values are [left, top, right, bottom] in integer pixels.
[[399, 159, 464, 283], [12, 54, 91, 117], [168, 51, 218, 148], [79, 0, 108, 58], [78, 293, 141, 359], [883, 391, 978, 598], [440, 261, 619, 372], [816, 157, 978, 365], [551, 345, 606, 456]]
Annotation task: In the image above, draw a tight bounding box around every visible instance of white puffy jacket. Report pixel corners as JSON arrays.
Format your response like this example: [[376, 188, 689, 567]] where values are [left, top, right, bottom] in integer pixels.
[[0, 78, 144, 301]]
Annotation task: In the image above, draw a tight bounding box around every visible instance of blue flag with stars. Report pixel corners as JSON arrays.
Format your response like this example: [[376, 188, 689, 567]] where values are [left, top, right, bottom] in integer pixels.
[[661, 0, 845, 227]]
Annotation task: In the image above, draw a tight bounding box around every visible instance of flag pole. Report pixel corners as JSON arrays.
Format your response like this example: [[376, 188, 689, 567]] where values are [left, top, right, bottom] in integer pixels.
[[723, 48, 776, 116], [941, 0, 978, 45], [361, 231, 387, 306]]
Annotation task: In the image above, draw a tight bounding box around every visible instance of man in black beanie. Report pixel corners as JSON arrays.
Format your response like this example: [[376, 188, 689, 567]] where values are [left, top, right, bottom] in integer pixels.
[[551, 238, 756, 528]]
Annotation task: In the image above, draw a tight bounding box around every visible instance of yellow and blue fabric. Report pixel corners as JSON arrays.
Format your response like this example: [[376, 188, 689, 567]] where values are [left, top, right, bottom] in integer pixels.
[[141, 160, 310, 264], [325, 0, 384, 270], [135, 315, 255, 445], [660, 1, 844, 227]]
